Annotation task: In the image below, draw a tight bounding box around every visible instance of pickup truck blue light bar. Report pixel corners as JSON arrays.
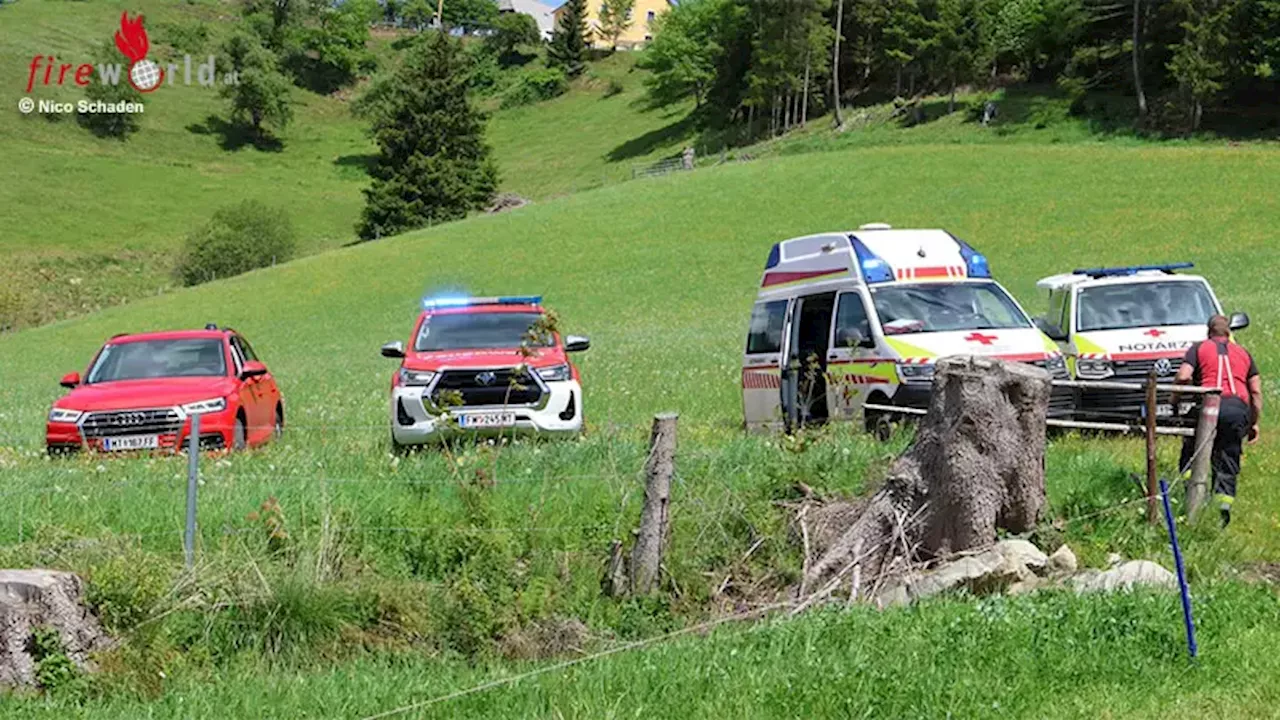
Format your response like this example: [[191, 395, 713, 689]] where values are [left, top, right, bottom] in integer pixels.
[[422, 295, 542, 309], [1072, 263, 1193, 278]]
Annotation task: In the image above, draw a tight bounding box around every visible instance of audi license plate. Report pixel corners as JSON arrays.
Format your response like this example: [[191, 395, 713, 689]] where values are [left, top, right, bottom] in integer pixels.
[[102, 435, 160, 451], [458, 412, 516, 429]]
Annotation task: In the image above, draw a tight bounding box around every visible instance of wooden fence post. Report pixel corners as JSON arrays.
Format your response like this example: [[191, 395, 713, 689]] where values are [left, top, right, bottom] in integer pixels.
[[1145, 369, 1159, 524], [631, 412, 678, 594], [1186, 393, 1220, 518]]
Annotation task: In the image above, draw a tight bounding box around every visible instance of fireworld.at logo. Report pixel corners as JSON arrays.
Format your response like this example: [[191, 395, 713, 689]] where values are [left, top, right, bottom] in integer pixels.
[[23, 12, 238, 94]]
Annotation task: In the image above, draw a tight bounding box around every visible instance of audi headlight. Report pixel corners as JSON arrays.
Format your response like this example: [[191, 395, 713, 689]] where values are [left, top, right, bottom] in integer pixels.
[[1076, 358, 1114, 379], [398, 368, 437, 387], [536, 364, 572, 382], [897, 363, 935, 384], [48, 408, 83, 424], [181, 397, 227, 415]]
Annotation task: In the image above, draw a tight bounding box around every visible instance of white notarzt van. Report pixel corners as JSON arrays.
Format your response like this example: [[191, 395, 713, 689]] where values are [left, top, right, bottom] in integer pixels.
[[741, 225, 1070, 434]]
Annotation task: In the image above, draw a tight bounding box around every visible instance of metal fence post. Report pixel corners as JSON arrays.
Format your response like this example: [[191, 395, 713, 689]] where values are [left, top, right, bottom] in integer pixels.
[[184, 412, 200, 570], [1145, 370, 1159, 523]]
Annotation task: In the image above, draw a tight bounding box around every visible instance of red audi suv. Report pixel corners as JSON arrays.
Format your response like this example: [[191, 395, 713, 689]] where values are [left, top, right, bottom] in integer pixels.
[[46, 326, 284, 454]]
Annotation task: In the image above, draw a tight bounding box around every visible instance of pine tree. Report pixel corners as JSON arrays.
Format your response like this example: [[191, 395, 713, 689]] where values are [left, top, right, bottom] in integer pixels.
[[358, 32, 498, 241], [548, 0, 590, 77]]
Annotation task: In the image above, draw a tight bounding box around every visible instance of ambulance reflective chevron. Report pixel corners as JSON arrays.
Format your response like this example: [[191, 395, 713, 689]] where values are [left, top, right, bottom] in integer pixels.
[[1034, 263, 1249, 424], [742, 224, 1071, 435]]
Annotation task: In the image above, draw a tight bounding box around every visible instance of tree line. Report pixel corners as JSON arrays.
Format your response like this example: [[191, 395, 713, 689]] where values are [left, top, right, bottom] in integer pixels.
[[641, 0, 1280, 137]]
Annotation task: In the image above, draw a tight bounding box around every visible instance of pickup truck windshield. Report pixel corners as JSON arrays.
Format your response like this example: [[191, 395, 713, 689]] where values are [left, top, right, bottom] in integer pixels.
[[1077, 280, 1218, 332], [415, 312, 548, 351], [87, 339, 227, 383], [870, 282, 1031, 334]]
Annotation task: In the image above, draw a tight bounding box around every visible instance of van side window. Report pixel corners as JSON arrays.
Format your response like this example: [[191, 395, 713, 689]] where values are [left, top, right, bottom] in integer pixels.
[[834, 293, 871, 346], [746, 300, 787, 354]]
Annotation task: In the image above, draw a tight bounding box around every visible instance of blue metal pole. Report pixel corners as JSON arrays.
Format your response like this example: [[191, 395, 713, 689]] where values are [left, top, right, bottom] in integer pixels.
[[1159, 478, 1198, 659]]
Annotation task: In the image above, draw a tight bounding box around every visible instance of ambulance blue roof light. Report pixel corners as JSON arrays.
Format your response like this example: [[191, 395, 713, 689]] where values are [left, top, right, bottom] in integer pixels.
[[1072, 263, 1193, 278], [851, 237, 894, 284], [952, 236, 992, 279], [422, 295, 542, 309]]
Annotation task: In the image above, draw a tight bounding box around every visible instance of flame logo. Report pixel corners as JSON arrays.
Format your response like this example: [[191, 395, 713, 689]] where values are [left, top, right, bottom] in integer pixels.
[[113, 12, 150, 62]]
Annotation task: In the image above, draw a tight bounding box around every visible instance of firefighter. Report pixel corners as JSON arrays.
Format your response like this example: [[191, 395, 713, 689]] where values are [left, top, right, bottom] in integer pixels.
[[1176, 315, 1263, 527]]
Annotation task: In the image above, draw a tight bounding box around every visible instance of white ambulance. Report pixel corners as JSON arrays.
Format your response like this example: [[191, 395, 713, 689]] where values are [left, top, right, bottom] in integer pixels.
[[742, 224, 1070, 435], [1033, 263, 1249, 422]]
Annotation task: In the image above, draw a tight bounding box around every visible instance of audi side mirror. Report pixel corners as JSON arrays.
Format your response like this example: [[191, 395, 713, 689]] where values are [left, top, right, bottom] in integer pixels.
[[240, 361, 268, 380], [60, 372, 80, 389], [381, 341, 406, 358], [565, 335, 590, 353], [1229, 312, 1250, 332]]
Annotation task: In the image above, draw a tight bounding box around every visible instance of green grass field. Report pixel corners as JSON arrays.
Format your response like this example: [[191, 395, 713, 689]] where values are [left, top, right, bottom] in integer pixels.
[[2, 142, 1280, 716]]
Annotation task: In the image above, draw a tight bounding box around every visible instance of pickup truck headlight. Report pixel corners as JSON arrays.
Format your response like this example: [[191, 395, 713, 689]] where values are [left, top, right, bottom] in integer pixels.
[[1076, 358, 1114, 379], [182, 397, 228, 415], [897, 363, 935, 384], [536, 364, 572, 382], [398, 368, 436, 387], [48, 408, 83, 424]]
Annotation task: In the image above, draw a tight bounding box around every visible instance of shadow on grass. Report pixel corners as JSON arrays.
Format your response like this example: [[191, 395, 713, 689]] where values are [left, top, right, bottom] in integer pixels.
[[334, 154, 377, 178], [187, 115, 284, 152], [605, 114, 697, 163]]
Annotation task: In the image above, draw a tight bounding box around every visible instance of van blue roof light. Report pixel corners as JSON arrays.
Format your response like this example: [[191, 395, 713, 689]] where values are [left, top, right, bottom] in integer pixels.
[[851, 237, 894, 284], [421, 295, 542, 309], [952, 236, 991, 278], [1072, 263, 1193, 278]]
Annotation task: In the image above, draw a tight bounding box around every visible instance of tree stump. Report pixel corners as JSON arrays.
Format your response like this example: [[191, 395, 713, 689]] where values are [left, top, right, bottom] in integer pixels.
[[0, 569, 110, 688], [803, 357, 1051, 596]]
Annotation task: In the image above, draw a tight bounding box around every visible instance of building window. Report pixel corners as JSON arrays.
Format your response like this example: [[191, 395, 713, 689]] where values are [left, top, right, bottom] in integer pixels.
[[646, 10, 655, 22]]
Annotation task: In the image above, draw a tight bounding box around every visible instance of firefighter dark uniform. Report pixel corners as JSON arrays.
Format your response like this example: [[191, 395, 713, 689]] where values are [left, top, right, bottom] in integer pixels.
[[1178, 335, 1259, 524]]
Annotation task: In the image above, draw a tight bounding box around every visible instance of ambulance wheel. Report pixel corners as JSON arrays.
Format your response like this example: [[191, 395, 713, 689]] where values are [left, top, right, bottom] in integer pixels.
[[866, 411, 895, 442]]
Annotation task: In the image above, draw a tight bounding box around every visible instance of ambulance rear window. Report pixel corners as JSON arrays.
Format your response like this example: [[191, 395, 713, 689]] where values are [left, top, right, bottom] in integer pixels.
[[746, 301, 787, 354]]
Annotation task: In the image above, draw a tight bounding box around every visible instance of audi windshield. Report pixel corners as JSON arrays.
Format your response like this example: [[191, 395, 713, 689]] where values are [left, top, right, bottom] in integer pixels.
[[870, 282, 1032, 334], [1077, 281, 1218, 332], [86, 339, 227, 383], [415, 313, 549, 351]]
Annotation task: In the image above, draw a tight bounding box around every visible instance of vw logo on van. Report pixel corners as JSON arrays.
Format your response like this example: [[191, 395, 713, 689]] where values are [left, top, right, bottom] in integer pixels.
[[475, 371, 497, 386], [1153, 358, 1173, 377]]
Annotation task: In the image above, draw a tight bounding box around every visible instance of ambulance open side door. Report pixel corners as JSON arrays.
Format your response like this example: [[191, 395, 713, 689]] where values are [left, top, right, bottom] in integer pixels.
[[826, 289, 879, 423], [742, 298, 792, 433]]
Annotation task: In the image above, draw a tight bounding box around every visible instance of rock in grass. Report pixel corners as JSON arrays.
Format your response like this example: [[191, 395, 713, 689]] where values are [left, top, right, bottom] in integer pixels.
[[1048, 545, 1078, 574], [0, 569, 110, 688], [997, 539, 1048, 576], [1072, 560, 1176, 594]]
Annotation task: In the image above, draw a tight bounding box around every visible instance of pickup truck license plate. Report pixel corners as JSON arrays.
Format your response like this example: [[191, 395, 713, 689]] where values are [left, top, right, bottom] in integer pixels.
[[102, 435, 160, 451], [458, 412, 516, 428]]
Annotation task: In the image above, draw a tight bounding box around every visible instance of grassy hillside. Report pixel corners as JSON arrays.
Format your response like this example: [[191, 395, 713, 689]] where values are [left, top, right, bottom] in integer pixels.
[[2, 143, 1280, 715]]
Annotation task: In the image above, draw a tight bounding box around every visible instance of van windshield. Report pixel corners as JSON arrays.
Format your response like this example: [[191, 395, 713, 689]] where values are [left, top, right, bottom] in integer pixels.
[[870, 282, 1031, 335], [1077, 281, 1217, 332]]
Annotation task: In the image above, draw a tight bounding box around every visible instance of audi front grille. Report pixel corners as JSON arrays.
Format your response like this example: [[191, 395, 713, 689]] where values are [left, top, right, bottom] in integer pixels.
[[80, 408, 183, 439]]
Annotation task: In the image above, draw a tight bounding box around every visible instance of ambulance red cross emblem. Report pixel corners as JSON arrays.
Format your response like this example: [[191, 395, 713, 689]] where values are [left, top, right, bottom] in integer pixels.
[[964, 332, 998, 345], [1143, 328, 1166, 338]]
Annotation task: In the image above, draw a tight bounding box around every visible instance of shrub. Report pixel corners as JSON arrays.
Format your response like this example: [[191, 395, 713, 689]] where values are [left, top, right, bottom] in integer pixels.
[[603, 78, 625, 98], [176, 201, 297, 286], [500, 67, 569, 109]]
